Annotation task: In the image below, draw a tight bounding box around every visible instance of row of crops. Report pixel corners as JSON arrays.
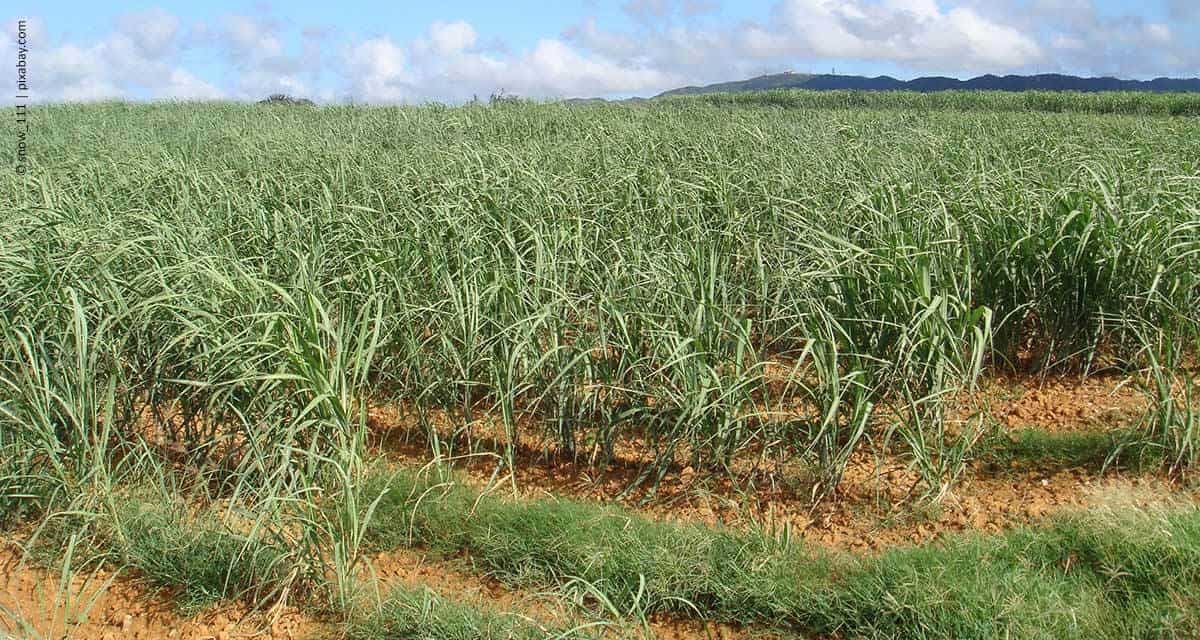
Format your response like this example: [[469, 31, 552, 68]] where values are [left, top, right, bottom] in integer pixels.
[[0, 97, 1197, 519], [676, 88, 1200, 115]]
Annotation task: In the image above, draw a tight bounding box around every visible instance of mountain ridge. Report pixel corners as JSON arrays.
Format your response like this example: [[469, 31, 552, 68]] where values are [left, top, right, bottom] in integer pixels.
[[651, 72, 1200, 98]]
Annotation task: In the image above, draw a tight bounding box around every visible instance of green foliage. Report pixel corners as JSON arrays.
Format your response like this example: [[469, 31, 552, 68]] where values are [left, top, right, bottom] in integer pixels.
[[0, 97, 1197, 637], [359, 464, 1200, 639], [3, 100, 1195, 499], [1125, 322, 1200, 477], [106, 494, 303, 612], [672, 89, 1200, 116], [346, 585, 590, 640], [982, 428, 1148, 471]]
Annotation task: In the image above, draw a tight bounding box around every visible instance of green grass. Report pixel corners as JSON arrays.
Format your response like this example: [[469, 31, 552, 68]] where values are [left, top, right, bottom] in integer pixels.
[[345, 586, 596, 640], [23, 491, 304, 614], [13, 488, 609, 640], [835, 507, 1200, 638], [108, 496, 301, 612], [357, 464, 1200, 639], [980, 428, 1155, 471], [15, 454, 1191, 640]]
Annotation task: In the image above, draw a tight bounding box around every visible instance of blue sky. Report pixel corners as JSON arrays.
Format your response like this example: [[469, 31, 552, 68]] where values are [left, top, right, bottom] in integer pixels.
[[4, 0, 1198, 103]]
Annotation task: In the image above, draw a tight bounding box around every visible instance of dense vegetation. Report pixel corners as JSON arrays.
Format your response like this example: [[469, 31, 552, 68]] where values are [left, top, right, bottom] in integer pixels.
[[663, 87, 1200, 115], [0, 95, 1197, 638], [352, 465, 1200, 638]]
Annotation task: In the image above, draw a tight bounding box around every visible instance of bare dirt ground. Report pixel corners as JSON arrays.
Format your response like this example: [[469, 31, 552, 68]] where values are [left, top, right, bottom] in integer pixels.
[[981, 373, 1145, 432], [0, 541, 320, 640], [0, 539, 769, 640], [367, 372, 1188, 553], [377, 426, 1186, 552], [2, 373, 1190, 640]]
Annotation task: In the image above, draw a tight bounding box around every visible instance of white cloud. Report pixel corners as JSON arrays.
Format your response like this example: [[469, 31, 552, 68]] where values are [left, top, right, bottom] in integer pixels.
[[623, 0, 674, 20], [166, 69, 224, 100], [427, 20, 477, 56], [0, 11, 224, 103], [513, 38, 677, 95], [342, 20, 677, 103], [42, 43, 105, 88], [566, 0, 1047, 88], [1014, 0, 1192, 76], [116, 8, 179, 58], [1145, 23, 1172, 45], [764, 0, 1044, 70], [570, 0, 1198, 87], [884, 0, 941, 20], [58, 78, 124, 102], [564, 18, 644, 61], [344, 37, 412, 102], [4, 16, 45, 49], [204, 13, 323, 97], [1051, 34, 1086, 51], [5, 2, 1198, 104]]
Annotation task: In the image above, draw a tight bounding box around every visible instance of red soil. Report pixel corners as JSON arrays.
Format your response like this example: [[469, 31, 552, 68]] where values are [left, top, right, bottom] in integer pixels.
[[982, 373, 1145, 432], [0, 541, 320, 640], [4, 372, 1191, 640], [365, 371, 1189, 553]]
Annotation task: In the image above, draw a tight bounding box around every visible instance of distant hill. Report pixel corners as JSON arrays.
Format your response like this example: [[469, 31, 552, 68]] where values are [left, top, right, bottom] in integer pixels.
[[654, 72, 1200, 98], [658, 72, 817, 96]]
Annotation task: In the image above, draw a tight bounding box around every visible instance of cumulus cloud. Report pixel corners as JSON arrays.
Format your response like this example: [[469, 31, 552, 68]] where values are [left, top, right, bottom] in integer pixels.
[[505, 38, 677, 95], [566, 1, 1047, 90], [598, 0, 1046, 77], [0, 11, 221, 102], [199, 13, 327, 97], [4, 1, 1199, 104], [425, 20, 478, 56], [165, 69, 224, 100], [116, 8, 179, 58], [566, 18, 744, 84], [345, 21, 677, 103], [344, 37, 412, 102], [1004, 0, 1194, 76], [573, 0, 1199, 88]]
